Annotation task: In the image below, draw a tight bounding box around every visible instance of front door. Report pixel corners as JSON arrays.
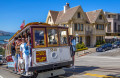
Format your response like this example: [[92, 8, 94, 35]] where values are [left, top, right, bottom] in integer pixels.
[[86, 36, 90, 47]]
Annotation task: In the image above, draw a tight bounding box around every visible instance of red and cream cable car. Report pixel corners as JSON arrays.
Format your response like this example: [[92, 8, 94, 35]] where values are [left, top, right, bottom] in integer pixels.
[[5, 22, 73, 77]]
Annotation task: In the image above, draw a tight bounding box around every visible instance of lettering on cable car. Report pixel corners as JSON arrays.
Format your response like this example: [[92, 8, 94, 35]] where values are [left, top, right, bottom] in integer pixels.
[[36, 51, 47, 63], [50, 48, 57, 52]]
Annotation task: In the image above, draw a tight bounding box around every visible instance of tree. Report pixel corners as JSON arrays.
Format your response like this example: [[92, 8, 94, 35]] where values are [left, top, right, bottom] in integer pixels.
[[0, 47, 5, 56]]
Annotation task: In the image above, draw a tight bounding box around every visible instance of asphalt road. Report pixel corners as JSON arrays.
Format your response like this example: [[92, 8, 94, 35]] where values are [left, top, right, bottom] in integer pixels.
[[0, 48, 120, 78]]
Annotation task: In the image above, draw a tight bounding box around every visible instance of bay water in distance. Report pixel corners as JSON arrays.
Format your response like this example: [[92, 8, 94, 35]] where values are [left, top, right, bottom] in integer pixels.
[[0, 34, 14, 44]]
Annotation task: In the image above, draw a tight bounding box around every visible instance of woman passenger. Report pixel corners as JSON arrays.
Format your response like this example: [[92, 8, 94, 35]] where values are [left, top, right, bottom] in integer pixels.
[[15, 38, 22, 74], [11, 41, 17, 73]]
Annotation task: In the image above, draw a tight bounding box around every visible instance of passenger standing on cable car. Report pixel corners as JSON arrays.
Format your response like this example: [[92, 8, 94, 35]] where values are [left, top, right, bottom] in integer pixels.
[[20, 38, 30, 75], [25, 37, 32, 67], [15, 38, 22, 74], [11, 41, 17, 73]]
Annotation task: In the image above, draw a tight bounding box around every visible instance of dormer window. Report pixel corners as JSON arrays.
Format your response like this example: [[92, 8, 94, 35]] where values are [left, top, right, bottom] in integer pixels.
[[108, 15, 110, 18], [77, 12, 81, 18], [99, 15, 102, 20]]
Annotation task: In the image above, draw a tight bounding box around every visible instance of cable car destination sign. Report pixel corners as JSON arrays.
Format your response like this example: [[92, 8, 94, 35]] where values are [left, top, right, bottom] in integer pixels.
[[36, 50, 47, 63]]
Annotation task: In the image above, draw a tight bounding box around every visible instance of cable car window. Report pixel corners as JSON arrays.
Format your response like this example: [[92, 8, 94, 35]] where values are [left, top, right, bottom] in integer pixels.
[[33, 28, 46, 48], [59, 29, 68, 45], [47, 28, 58, 46]]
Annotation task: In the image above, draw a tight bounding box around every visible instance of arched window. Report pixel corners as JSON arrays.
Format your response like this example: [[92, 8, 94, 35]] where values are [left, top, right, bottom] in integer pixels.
[[49, 16, 51, 22], [77, 12, 81, 18]]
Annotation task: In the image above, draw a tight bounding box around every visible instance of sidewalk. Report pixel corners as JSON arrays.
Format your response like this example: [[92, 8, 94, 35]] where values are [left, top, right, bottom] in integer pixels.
[[75, 47, 97, 57]]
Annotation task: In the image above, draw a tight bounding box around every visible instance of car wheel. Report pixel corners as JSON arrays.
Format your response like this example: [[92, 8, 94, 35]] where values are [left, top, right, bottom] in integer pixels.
[[102, 49, 105, 52], [96, 49, 98, 52], [118, 46, 120, 48]]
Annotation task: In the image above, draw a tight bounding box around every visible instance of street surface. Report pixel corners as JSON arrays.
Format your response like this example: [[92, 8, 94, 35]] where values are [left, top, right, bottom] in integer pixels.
[[0, 48, 120, 78]]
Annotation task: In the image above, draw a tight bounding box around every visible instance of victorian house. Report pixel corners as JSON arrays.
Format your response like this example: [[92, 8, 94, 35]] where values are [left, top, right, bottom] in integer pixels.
[[46, 3, 108, 47], [104, 12, 120, 42]]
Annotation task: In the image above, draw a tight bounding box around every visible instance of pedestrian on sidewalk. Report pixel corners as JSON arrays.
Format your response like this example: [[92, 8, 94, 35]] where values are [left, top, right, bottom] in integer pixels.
[[70, 36, 76, 68]]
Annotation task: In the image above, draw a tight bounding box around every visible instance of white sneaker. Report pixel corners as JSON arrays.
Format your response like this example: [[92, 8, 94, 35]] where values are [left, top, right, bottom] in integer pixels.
[[25, 72, 29, 76]]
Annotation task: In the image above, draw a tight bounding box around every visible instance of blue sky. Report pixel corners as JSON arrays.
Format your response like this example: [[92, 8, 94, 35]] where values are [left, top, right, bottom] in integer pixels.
[[0, 0, 120, 32]]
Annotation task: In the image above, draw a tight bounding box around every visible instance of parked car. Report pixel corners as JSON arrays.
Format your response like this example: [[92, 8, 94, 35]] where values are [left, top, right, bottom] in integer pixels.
[[96, 43, 112, 52], [112, 41, 120, 48]]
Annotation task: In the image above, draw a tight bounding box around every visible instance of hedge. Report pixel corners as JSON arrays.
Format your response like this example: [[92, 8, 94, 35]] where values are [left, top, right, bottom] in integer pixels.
[[77, 47, 88, 51], [96, 45, 101, 47]]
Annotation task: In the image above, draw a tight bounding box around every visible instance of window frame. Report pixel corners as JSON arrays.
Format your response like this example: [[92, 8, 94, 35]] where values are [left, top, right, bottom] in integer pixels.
[[81, 24, 84, 31], [96, 24, 104, 30], [33, 28, 47, 48], [59, 28, 69, 46], [99, 15, 103, 20], [47, 28, 59, 47], [80, 36, 82, 44], [77, 23, 80, 31], [77, 12, 81, 18], [74, 23, 77, 31]]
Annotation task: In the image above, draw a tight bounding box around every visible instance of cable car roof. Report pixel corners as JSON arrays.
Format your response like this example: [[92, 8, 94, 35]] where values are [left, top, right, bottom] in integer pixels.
[[9, 22, 68, 42]]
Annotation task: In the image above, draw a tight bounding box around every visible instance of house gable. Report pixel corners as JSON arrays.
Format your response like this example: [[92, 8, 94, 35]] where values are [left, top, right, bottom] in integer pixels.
[[95, 10, 108, 24], [46, 10, 59, 25], [72, 6, 88, 23]]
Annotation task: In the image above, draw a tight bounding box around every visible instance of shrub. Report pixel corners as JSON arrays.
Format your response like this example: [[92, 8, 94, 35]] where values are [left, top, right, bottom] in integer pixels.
[[76, 43, 81, 49], [96, 45, 101, 47], [96, 40, 105, 45], [96, 40, 100, 45], [0, 47, 5, 56], [77, 47, 88, 51], [81, 42, 85, 48], [76, 42, 87, 51]]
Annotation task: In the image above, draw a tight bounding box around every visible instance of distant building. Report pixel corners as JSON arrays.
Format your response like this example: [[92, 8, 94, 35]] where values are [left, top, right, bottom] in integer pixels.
[[104, 12, 120, 42], [46, 3, 108, 47]]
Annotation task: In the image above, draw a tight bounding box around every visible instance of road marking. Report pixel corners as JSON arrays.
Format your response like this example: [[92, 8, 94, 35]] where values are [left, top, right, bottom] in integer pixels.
[[84, 73, 113, 78], [83, 56, 120, 59], [0, 75, 3, 78]]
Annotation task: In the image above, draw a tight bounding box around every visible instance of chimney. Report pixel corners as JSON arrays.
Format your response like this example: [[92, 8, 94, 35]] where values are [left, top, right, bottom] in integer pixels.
[[64, 3, 70, 13]]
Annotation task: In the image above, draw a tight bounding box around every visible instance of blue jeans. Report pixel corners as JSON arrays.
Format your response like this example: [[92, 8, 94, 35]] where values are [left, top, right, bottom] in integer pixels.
[[72, 45, 76, 51]]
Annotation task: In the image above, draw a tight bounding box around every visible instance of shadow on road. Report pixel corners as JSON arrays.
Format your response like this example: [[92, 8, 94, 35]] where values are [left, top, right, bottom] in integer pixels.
[[103, 74, 120, 78], [19, 66, 99, 78], [63, 66, 99, 77]]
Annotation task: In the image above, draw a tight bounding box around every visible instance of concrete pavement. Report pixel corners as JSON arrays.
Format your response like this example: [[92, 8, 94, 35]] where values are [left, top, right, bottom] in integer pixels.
[[0, 48, 120, 78]]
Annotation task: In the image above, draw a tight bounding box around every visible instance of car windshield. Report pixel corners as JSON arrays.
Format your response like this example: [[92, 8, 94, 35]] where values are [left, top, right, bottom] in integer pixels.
[[114, 42, 118, 44], [100, 45, 104, 47]]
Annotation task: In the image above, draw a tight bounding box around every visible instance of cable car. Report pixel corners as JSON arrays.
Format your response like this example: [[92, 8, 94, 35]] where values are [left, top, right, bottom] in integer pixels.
[[5, 22, 73, 77]]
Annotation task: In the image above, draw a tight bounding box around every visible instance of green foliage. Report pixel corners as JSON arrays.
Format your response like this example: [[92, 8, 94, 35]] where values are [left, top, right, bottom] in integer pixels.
[[76, 43, 81, 49], [77, 47, 88, 51], [96, 41, 100, 45], [0, 47, 5, 56], [96, 40, 105, 45], [76, 42, 86, 49], [96, 40, 106, 47]]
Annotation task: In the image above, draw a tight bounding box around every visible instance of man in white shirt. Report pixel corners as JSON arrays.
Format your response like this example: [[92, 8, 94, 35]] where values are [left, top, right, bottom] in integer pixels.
[[20, 38, 29, 76]]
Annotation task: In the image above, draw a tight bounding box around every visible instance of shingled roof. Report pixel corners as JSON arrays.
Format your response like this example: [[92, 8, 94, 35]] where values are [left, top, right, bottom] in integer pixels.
[[86, 9, 102, 23], [49, 10, 59, 23], [47, 6, 104, 24], [55, 6, 80, 24]]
